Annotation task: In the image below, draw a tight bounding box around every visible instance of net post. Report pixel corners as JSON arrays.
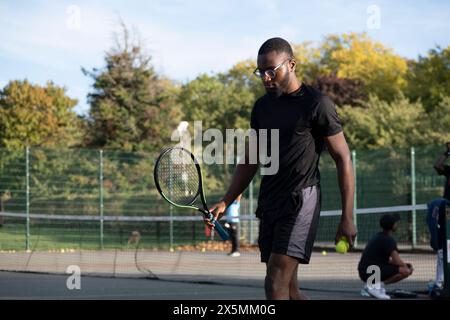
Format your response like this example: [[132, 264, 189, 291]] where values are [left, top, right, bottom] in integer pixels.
[[352, 150, 358, 248], [25, 146, 30, 251], [99, 149, 104, 250], [411, 147, 417, 249]]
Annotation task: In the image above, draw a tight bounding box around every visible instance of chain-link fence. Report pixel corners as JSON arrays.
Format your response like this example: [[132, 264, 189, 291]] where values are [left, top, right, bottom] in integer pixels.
[[0, 146, 447, 251]]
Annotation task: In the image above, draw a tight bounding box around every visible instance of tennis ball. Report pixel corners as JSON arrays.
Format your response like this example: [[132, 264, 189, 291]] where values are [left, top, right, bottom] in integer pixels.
[[335, 237, 349, 254], [169, 248, 174, 252], [322, 250, 327, 256]]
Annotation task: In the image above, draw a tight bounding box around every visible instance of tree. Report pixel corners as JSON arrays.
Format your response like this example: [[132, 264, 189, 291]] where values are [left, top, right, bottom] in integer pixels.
[[405, 45, 450, 112], [312, 74, 367, 107], [292, 41, 324, 84], [0, 80, 80, 214], [0, 80, 80, 149], [318, 33, 408, 101], [83, 23, 181, 152], [217, 59, 264, 100], [423, 95, 450, 144], [179, 74, 254, 132], [339, 94, 429, 150]]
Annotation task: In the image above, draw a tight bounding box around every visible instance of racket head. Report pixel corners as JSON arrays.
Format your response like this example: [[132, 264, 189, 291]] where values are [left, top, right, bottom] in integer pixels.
[[154, 147, 201, 207], [154, 146, 230, 241]]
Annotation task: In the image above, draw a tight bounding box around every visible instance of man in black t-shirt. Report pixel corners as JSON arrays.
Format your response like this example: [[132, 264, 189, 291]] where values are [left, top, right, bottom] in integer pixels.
[[433, 142, 450, 201], [206, 38, 357, 300], [358, 214, 414, 299]]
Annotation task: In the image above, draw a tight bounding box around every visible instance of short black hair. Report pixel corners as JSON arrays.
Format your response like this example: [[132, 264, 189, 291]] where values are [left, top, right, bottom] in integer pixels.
[[380, 213, 400, 231], [258, 37, 294, 58]]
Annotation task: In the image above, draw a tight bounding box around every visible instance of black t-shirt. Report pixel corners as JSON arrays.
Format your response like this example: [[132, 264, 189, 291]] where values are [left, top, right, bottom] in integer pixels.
[[250, 84, 342, 217], [440, 165, 450, 201], [358, 232, 398, 271]]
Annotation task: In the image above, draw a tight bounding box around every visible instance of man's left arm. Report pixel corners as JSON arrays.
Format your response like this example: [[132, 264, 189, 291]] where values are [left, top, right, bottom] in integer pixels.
[[324, 132, 357, 247]]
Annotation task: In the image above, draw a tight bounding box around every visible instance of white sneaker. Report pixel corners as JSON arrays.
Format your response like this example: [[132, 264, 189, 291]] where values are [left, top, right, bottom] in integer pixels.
[[362, 285, 391, 300], [379, 283, 388, 295], [229, 252, 241, 257], [360, 286, 370, 297]]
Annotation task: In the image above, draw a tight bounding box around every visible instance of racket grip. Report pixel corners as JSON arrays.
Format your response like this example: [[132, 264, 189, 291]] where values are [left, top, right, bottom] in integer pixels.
[[213, 219, 230, 241]]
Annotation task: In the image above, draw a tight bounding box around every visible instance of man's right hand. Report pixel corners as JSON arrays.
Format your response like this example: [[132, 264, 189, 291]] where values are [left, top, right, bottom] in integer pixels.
[[204, 200, 227, 229], [406, 263, 414, 275]]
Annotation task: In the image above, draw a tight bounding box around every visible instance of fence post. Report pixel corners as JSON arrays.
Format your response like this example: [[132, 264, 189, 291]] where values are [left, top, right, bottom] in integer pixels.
[[352, 150, 358, 248], [99, 150, 104, 249], [411, 147, 417, 249], [25, 146, 30, 251]]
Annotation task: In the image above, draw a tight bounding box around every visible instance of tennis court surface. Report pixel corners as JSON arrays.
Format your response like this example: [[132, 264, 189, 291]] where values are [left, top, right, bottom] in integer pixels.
[[0, 250, 433, 299]]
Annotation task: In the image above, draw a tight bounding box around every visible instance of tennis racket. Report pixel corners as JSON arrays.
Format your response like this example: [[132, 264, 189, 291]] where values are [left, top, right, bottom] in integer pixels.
[[154, 146, 229, 240]]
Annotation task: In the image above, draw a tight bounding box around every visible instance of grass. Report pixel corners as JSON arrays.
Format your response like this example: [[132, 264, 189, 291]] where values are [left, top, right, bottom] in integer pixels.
[[0, 221, 211, 251]]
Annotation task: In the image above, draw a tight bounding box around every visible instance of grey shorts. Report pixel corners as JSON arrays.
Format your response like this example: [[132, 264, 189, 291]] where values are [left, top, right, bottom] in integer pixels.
[[258, 185, 321, 264]]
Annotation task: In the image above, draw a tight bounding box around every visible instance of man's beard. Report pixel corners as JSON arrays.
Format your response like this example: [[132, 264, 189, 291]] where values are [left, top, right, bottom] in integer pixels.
[[266, 87, 283, 98], [265, 74, 290, 98]]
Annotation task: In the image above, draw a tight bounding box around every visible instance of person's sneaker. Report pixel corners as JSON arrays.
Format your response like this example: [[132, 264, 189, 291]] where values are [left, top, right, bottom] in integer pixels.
[[229, 252, 241, 257], [362, 285, 391, 300], [360, 286, 371, 297]]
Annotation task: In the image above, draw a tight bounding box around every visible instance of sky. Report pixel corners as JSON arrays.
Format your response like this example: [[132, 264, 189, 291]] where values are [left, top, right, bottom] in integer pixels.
[[0, 0, 449, 115]]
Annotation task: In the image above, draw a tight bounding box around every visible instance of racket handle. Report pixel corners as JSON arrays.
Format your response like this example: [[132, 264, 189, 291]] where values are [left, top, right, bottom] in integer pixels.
[[213, 219, 230, 241], [205, 212, 229, 240]]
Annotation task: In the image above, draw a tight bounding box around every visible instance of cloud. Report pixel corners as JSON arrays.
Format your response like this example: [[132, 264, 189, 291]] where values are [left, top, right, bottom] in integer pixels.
[[0, 3, 114, 71]]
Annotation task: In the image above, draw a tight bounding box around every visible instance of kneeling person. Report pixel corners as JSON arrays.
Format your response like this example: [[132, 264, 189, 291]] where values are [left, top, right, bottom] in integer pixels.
[[358, 214, 414, 299]]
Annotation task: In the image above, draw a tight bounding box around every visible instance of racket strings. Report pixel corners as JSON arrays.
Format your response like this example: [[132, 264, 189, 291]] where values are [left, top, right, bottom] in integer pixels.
[[156, 149, 200, 205]]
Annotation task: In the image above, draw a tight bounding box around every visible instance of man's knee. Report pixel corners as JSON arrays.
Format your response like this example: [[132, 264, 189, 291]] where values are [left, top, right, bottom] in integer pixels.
[[268, 254, 298, 279], [266, 264, 288, 286], [266, 262, 294, 291]]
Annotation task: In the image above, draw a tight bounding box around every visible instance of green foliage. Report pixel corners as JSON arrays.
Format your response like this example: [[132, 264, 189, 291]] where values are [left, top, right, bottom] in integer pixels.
[[83, 24, 181, 152], [423, 95, 450, 144], [339, 94, 450, 150], [179, 73, 255, 131], [340, 94, 423, 149], [0, 80, 80, 149], [218, 59, 263, 99], [292, 41, 324, 83], [405, 45, 450, 112], [0, 148, 26, 212]]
